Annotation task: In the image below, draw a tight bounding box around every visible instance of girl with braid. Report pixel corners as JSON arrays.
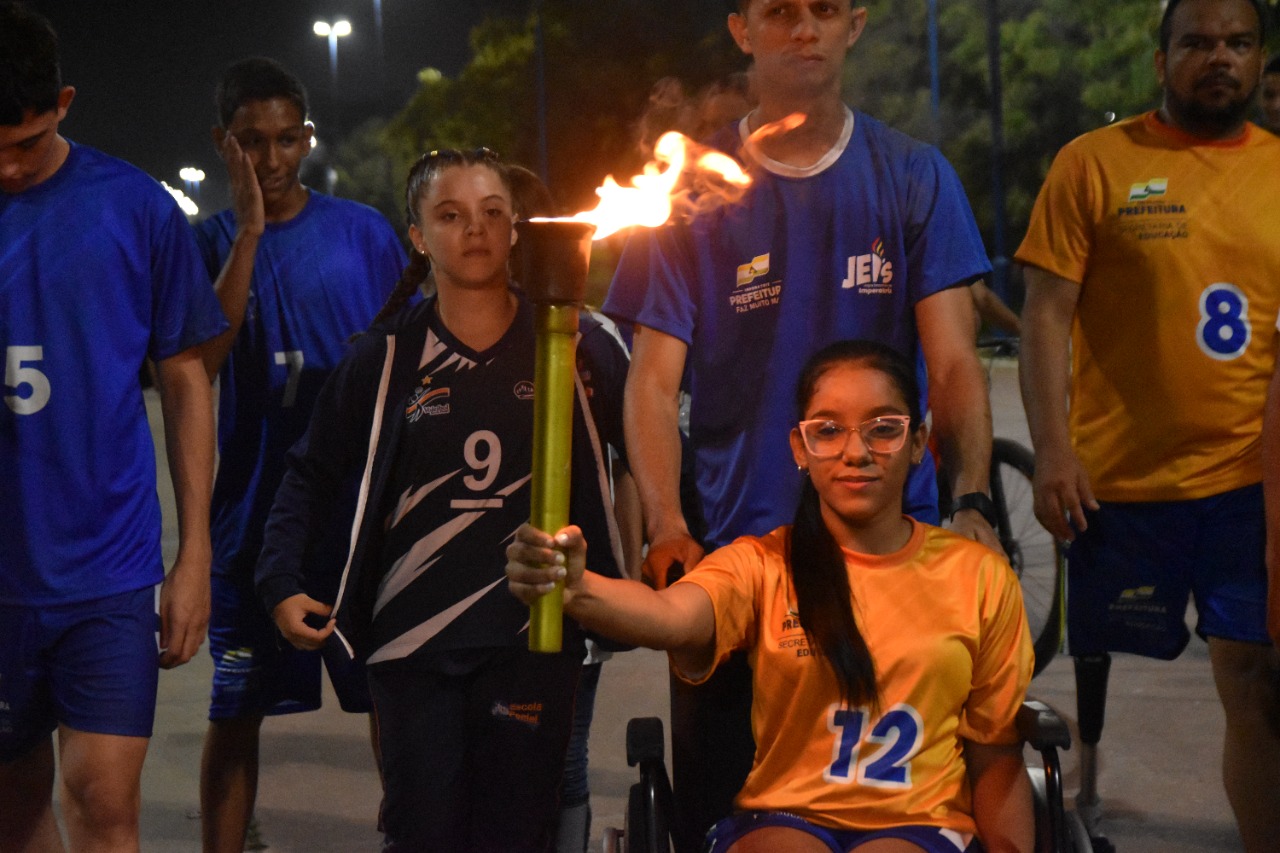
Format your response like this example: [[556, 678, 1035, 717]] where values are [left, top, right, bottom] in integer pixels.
[[508, 341, 1036, 853], [255, 148, 631, 852]]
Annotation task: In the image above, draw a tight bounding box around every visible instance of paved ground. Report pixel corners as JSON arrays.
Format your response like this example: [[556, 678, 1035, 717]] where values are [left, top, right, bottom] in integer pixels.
[[48, 360, 1244, 851]]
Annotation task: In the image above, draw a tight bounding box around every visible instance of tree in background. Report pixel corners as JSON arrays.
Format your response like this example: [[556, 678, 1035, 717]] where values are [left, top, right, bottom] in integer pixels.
[[331, 0, 1275, 305], [332, 2, 741, 232], [846, 0, 1162, 308]]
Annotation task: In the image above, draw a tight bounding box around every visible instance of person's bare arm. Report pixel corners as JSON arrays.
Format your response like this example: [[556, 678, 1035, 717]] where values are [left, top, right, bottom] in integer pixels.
[[971, 280, 1023, 337], [965, 740, 1035, 852], [155, 347, 217, 668], [916, 286, 1000, 551], [199, 132, 265, 379], [625, 324, 703, 587], [1262, 361, 1280, 648], [612, 466, 646, 581], [507, 523, 716, 676], [1019, 265, 1097, 542]]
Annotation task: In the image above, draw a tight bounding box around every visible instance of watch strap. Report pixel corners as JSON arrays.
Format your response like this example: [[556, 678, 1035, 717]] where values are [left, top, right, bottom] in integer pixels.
[[950, 491, 997, 527]]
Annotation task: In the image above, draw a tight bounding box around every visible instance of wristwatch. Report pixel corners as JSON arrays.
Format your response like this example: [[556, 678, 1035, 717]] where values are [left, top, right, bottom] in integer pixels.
[[950, 492, 997, 527]]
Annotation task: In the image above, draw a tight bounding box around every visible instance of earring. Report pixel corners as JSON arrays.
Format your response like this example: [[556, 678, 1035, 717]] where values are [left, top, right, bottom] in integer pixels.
[[797, 465, 808, 476]]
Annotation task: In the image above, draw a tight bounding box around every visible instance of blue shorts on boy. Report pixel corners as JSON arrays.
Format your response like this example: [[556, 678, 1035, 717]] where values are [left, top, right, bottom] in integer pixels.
[[1066, 483, 1269, 658], [207, 573, 372, 718], [0, 588, 161, 761], [1, 142, 226, 756]]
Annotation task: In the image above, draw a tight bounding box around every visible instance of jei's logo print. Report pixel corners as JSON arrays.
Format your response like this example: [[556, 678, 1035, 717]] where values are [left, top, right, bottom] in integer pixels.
[[842, 238, 895, 293]]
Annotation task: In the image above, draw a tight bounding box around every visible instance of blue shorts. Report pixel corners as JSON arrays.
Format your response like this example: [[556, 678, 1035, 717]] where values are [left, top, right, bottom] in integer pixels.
[[207, 572, 371, 720], [705, 812, 976, 853], [1066, 483, 1270, 659], [0, 587, 159, 762]]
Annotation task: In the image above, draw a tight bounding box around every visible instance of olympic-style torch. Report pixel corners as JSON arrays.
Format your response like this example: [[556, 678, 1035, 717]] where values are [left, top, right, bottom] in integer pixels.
[[518, 219, 597, 653], [516, 132, 752, 653]]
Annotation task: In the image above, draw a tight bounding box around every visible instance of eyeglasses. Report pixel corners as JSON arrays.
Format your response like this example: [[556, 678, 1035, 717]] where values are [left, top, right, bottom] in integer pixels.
[[797, 416, 912, 458]]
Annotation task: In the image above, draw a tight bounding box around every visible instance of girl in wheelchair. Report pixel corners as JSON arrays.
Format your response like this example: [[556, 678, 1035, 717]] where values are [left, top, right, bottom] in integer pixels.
[[508, 340, 1035, 853]]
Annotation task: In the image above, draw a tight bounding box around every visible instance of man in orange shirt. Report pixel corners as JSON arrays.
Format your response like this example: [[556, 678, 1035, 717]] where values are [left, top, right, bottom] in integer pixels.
[[1019, 1, 1280, 849]]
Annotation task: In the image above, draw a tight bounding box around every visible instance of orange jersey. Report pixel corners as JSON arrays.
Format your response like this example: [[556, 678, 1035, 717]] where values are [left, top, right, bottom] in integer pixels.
[[1016, 113, 1280, 501], [673, 522, 1032, 835]]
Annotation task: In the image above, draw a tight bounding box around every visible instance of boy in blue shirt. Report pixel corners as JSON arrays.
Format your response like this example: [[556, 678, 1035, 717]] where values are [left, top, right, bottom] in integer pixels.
[[194, 57, 405, 853], [0, 4, 225, 849]]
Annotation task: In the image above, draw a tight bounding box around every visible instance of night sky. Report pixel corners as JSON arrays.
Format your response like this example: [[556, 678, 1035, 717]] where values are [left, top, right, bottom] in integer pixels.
[[25, 0, 532, 211]]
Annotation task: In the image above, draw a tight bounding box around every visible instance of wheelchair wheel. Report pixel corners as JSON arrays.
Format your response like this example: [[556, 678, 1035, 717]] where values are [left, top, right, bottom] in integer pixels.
[[990, 438, 1064, 677]]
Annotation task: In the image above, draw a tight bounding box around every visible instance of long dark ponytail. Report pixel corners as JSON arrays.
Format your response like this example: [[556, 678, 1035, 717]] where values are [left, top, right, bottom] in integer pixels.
[[368, 147, 511, 328], [788, 340, 923, 709]]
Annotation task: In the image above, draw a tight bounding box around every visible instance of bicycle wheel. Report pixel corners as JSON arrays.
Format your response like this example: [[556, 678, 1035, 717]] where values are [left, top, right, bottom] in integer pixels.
[[989, 438, 1064, 677]]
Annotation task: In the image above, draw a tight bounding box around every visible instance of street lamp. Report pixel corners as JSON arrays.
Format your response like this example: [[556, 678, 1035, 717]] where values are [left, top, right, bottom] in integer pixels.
[[178, 166, 205, 202], [313, 18, 352, 91]]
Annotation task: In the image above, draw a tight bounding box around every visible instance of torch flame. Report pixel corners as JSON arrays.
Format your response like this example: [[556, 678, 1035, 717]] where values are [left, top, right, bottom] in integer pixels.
[[746, 112, 807, 146], [540, 131, 753, 241]]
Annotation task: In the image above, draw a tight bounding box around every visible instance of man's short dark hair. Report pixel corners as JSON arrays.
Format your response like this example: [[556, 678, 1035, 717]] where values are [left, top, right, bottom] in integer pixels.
[[215, 57, 309, 128], [1159, 0, 1268, 52], [0, 2, 63, 126], [1266, 55, 1280, 75]]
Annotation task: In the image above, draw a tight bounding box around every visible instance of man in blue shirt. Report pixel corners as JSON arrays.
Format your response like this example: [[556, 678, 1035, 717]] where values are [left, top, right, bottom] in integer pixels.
[[194, 57, 405, 853], [0, 4, 225, 849], [603, 2, 997, 848]]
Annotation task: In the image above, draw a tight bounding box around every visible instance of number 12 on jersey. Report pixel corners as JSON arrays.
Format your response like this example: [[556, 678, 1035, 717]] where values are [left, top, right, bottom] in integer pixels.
[[825, 703, 923, 788]]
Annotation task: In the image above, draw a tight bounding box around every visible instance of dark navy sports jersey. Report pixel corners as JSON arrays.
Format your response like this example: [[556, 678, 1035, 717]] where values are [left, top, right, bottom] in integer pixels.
[[368, 297, 625, 666], [603, 109, 991, 547], [1, 142, 227, 606], [195, 192, 405, 582]]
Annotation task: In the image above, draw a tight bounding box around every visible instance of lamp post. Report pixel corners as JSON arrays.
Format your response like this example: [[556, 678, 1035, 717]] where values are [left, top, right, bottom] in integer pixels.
[[985, 0, 1010, 302], [313, 18, 352, 93]]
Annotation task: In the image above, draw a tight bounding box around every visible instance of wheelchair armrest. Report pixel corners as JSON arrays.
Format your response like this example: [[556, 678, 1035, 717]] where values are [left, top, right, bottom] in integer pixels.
[[1017, 699, 1072, 753], [626, 716, 666, 768]]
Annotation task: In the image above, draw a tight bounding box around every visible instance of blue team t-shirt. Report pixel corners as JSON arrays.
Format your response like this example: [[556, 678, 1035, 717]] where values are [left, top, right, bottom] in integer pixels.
[[195, 191, 406, 581], [1, 142, 227, 605], [603, 109, 991, 547]]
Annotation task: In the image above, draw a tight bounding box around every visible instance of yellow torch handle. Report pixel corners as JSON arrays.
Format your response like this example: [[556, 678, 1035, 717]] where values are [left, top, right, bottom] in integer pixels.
[[529, 303, 580, 653]]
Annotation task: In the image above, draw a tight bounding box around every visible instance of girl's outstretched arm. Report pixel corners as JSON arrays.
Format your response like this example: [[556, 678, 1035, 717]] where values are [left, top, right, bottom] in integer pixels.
[[507, 523, 716, 676]]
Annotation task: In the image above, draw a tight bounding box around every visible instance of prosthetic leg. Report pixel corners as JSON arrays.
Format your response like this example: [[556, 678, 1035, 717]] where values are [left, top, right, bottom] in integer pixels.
[[1073, 653, 1114, 852]]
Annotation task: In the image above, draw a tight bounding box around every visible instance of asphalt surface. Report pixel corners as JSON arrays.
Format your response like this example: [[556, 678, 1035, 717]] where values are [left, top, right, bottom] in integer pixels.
[[45, 359, 1243, 851]]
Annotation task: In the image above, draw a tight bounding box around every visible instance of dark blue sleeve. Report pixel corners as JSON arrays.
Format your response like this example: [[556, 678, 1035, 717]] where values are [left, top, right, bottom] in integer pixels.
[[601, 223, 699, 345], [149, 191, 228, 360], [903, 146, 992, 305], [255, 334, 382, 612], [367, 214, 410, 301], [577, 316, 630, 464], [191, 213, 232, 281]]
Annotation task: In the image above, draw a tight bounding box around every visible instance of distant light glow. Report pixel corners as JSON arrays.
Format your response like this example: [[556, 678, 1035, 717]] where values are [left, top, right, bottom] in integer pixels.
[[314, 19, 352, 38], [178, 167, 205, 182], [161, 181, 199, 217]]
